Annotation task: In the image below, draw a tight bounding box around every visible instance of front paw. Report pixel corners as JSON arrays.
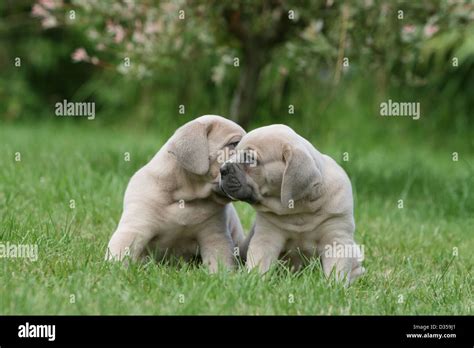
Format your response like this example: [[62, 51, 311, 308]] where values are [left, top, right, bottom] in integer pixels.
[[246, 257, 272, 274], [349, 265, 365, 284]]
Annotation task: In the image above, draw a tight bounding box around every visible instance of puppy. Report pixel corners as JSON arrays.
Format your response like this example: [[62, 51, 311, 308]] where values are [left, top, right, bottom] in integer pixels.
[[106, 115, 246, 272], [220, 124, 365, 283]]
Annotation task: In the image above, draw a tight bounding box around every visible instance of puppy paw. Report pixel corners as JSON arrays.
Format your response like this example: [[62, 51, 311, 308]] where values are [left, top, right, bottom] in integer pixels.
[[348, 265, 366, 284]]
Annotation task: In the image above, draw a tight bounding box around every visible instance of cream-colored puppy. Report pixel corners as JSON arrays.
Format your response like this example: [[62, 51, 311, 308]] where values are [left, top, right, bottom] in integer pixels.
[[106, 115, 246, 272], [219, 124, 365, 283]]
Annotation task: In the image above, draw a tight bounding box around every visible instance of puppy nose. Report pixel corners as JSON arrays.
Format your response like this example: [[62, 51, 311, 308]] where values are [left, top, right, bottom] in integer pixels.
[[221, 162, 236, 177], [220, 163, 230, 177]]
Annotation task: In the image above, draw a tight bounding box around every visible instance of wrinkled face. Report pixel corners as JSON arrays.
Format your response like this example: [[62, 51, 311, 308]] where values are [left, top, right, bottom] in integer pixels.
[[167, 115, 246, 199], [219, 130, 287, 204], [219, 125, 322, 207], [206, 119, 246, 187]]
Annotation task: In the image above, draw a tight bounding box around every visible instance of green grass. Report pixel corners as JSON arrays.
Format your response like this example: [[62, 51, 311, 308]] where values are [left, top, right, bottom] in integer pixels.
[[0, 122, 472, 315]]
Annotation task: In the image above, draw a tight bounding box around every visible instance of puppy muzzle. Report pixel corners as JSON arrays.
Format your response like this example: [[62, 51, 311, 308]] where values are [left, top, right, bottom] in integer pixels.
[[219, 162, 257, 203]]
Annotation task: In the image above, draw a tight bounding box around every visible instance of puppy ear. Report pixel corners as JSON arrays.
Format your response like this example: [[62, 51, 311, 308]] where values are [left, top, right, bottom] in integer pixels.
[[168, 121, 210, 175], [281, 144, 322, 206]]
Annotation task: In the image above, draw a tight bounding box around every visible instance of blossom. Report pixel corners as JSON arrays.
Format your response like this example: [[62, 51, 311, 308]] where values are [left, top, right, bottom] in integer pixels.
[[107, 21, 126, 44], [32, 2, 59, 28], [132, 31, 146, 44], [39, 0, 62, 10], [144, 20, 163, 35], [31, 4, 49, 17], [71, 48, 90, 62], [41, 16, 57, 29], [402, 25, 416, 34], [424, 24, 439, 38]]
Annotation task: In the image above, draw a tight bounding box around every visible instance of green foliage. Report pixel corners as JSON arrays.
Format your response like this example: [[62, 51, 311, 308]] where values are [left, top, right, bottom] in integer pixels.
[[1, 0, 473, 129]]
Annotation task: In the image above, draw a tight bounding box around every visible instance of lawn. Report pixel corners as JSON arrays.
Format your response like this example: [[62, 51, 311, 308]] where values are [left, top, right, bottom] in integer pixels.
[[0, 122, 472, 315]]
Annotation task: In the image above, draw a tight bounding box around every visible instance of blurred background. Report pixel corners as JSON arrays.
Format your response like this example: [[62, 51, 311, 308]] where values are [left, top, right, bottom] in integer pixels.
[[1, 0, 473, 141], [1, 0, 473, 315]]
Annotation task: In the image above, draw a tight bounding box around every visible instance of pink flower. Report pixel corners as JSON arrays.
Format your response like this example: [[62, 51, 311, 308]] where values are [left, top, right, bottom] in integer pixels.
[[402, 25, 416, 34], [132, 30, 146, 44], [71, 48, 90, 62], [39, 0, 61, 10], [114, 26, 125, 43], [145, 20, 162, 34], [32, 3, 58, 28], [31, 4, 49, 17], [424, 24, 439, 38], [41, 16, 57, 28], [107, 21, 126, 43]]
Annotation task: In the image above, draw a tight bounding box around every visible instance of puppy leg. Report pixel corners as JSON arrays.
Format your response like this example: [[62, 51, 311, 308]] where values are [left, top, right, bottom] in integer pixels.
[[106, 228, 155, 262], [246, 226, 285, 274], [317, 230, 363, 284], [350, 263, 366, 283], [198, 225, 235, 273], [225, 204, 245, 256], [106, 208, 157, 262], [348, 243, 366, 283], [240, 221, 256, 262]]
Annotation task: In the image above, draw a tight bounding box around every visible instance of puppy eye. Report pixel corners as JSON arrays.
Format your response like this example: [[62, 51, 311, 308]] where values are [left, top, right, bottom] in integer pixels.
[[243, 152, 258, 167], [227, 141, 239, 149]]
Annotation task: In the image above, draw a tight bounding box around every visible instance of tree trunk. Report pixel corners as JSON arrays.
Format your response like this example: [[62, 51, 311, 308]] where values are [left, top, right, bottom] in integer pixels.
[[230, 44, 267, 127]]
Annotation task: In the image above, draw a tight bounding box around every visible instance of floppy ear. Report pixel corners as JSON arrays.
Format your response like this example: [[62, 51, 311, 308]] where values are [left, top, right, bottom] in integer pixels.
[[281, 144, 322, 206], [168, 121, 210, 175]]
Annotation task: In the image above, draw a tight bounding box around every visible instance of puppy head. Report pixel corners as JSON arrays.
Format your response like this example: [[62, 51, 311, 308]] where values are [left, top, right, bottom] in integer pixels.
[[168, 115, 245, 182], [219, 125, 322, 207]]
